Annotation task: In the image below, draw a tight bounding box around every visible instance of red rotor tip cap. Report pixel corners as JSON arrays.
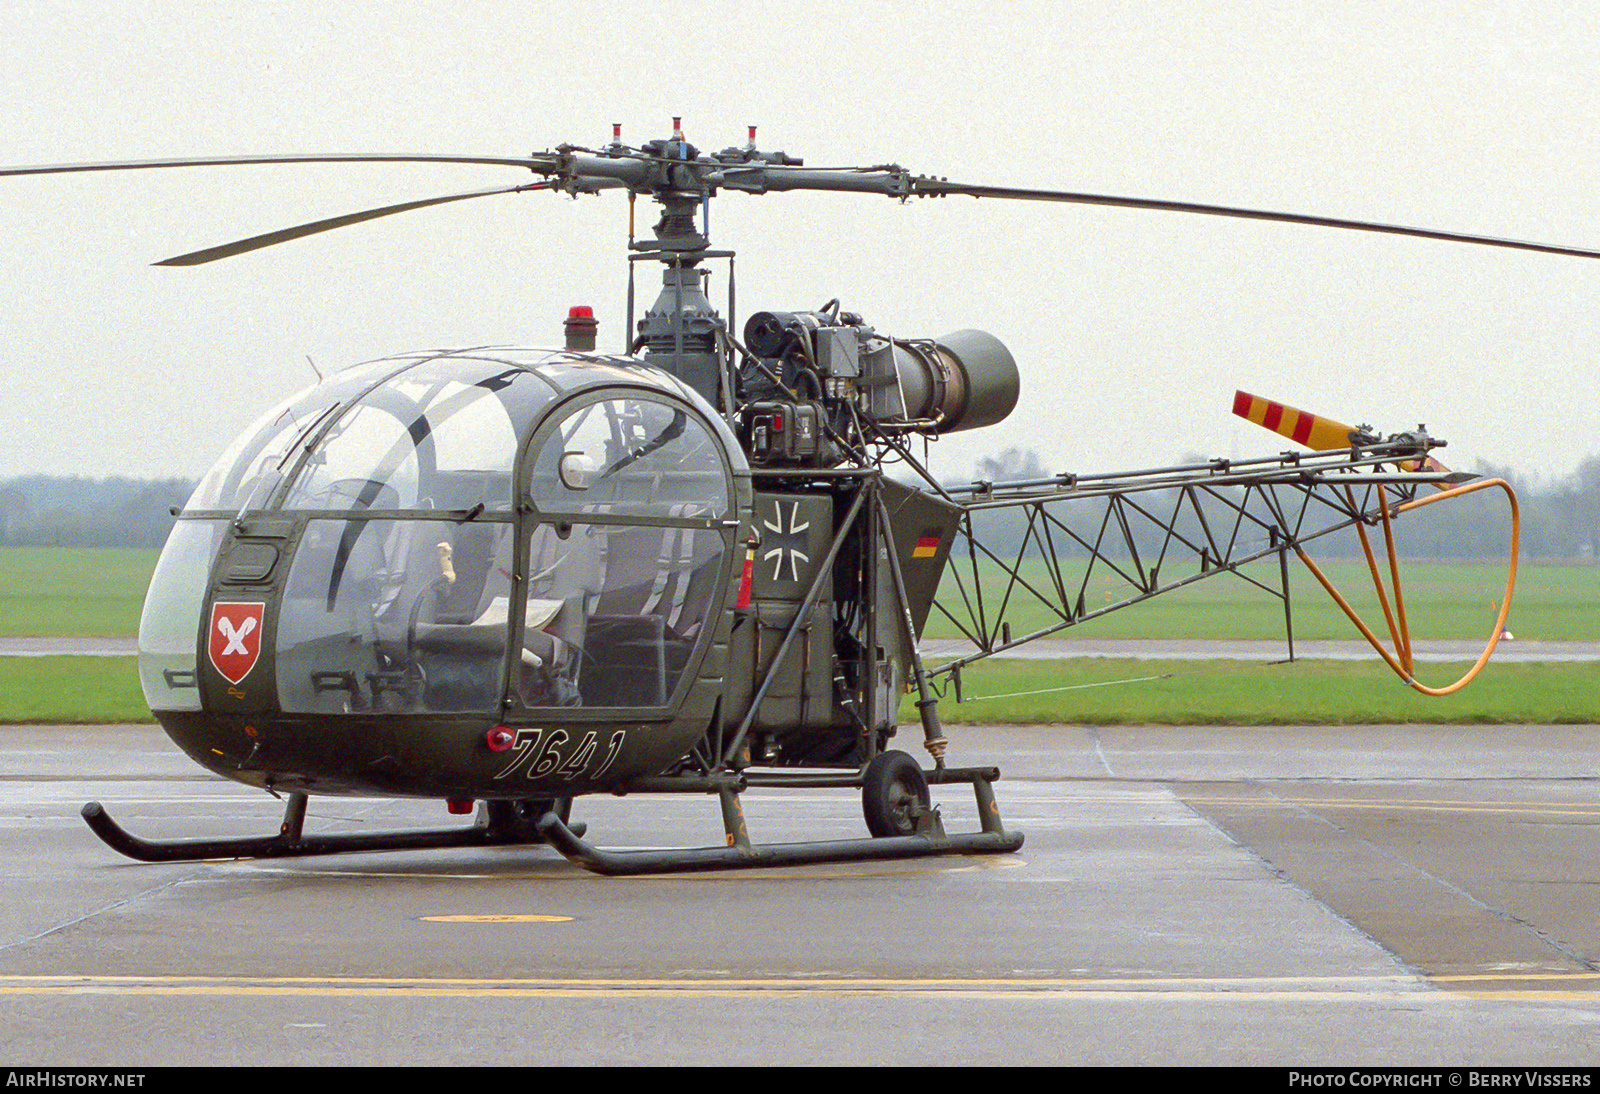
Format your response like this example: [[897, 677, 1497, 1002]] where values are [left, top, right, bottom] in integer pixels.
[[486, 726, 514, 752], [446, 798, 474, 815]]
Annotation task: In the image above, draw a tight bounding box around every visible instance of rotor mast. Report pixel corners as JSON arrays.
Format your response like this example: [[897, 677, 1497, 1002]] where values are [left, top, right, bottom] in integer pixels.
[[629, 119, 725, 409], [551, 119, 834, 412]]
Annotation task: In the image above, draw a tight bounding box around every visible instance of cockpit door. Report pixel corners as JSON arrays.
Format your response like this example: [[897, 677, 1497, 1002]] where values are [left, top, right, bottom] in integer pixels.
[[198, 516, 297, 714]]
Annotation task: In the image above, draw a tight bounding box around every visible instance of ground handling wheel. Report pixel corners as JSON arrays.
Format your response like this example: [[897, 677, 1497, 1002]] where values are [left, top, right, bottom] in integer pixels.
[[862, 750, 939, 838]]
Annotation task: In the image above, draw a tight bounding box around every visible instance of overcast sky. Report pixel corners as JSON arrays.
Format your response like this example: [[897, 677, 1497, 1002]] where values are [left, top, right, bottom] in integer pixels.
[[2, 1, 1598, 487]]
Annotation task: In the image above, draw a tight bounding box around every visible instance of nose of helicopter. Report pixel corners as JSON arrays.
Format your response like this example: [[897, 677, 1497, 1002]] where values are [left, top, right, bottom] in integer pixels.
[[138, 347, 748, 799]]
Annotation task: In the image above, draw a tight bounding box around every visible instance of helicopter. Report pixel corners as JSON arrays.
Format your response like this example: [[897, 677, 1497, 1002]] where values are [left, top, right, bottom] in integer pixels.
[[2, 119, 1580, 875]]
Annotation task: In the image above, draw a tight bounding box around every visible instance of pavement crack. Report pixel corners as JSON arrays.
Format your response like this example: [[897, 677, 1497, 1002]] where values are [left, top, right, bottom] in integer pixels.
[[1087, 727, 1116, 777], [1173, 780, 1435, 984], [0, 870, 201, 952]]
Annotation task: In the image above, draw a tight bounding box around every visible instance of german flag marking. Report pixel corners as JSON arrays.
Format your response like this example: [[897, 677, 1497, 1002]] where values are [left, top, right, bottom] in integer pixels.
[[912, 533, 941, 559]]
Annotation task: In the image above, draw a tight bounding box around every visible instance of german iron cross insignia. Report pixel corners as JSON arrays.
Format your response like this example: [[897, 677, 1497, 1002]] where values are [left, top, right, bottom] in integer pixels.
[[761, 499, 812, 582]]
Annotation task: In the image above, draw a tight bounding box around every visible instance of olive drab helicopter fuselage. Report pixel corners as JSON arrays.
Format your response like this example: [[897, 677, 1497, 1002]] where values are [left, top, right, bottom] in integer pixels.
[[5, 120, 1577, 874]]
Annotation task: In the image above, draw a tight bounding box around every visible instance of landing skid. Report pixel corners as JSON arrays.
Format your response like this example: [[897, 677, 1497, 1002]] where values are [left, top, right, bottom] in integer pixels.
[[80, 795, 582, 863], [536, 764, 1024, 876], [80, 762, 1023, 873], [536, 814, 1022, 876]]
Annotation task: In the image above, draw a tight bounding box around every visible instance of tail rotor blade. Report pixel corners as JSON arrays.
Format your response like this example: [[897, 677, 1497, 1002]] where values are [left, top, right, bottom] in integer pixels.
[[1233, 390, 1454, 476], [1232, 390, 1360, 451]]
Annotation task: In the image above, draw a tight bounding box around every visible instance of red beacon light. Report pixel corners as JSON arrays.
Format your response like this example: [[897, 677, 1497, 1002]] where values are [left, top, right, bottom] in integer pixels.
[[563, 305, 598, 352], [486, 726, 515, 753]]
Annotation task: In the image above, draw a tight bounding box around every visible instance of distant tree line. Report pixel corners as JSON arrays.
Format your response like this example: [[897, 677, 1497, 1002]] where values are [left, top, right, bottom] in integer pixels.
[[0, 476, 196, 549], [3, 450, 1597, 560]]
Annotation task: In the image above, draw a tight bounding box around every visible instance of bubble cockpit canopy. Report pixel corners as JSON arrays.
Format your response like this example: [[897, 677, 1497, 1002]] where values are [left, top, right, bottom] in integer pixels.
[[142, 349, 740, 718]]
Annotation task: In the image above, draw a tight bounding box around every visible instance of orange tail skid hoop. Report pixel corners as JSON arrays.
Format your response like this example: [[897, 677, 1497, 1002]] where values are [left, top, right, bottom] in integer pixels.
[[1295, 478, 1519, 697]]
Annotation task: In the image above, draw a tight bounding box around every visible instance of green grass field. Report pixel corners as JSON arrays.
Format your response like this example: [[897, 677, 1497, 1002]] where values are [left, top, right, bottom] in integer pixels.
[[0, 548, 159, 638], [2, 547, 1594, 642], [928, 556, 1599, 642], [0, 547, 1594, 725], [0, 657, 152, 723], [905, 657, 1600, 725], [1, 655, 1594, 726]]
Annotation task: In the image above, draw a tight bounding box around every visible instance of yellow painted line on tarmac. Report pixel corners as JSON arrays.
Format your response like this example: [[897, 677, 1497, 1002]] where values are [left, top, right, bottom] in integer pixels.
[[3, 984, 1598, 1003], [1446, 991, 1600, 1002], [2, 972, 1598, 1002], [419, 914, 574, 923], [1431, 971, 1600, 983], [1186, 796, 1600, 819]]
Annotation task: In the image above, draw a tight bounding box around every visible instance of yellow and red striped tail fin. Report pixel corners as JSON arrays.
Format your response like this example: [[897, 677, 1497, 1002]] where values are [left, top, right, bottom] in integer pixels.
[[1232, 390, 1359, 451]]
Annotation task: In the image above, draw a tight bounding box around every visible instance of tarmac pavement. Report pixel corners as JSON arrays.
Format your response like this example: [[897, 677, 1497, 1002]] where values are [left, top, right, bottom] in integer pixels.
[[2, 721, 1598, 1065]]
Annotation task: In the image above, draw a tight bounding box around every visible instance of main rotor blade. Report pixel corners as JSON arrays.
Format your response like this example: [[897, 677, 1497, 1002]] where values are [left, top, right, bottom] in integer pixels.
[[915, 179, 1600, 260], [0, 152, 558, 178], [155, 182, 551, 266]]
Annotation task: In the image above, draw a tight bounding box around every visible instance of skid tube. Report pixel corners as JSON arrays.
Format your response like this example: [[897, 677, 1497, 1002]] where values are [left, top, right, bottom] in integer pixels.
[[534, 765, 1024, 877], [80, 795, 584, 863]]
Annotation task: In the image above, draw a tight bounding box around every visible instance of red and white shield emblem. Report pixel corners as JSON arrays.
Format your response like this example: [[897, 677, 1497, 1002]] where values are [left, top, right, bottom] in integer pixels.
[[208, 602, 266, 685]]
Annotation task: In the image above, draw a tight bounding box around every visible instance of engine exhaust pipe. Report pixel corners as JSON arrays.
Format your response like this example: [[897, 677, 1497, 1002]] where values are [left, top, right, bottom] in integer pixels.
[[892, 329, 1019, 433]]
